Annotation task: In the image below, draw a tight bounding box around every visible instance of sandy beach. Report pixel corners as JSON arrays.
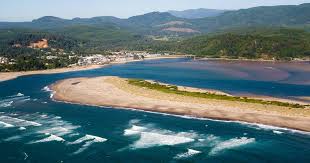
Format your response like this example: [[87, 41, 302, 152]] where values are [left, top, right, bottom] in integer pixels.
[[50, 76, 310, 132], [0, 55, 186, 82], [0, 65, 104, 82]]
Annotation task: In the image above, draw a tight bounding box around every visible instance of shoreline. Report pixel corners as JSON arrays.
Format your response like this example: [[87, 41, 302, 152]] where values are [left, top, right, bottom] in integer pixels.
[[51, 98, 310, 135], [0, 55, 186, 82], [197, 57, 310, 62], [50, 76, 310, 132], [0, 64, 105, 82]]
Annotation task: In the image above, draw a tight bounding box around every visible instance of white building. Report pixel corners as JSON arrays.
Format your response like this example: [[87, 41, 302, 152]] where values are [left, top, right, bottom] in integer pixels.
[[0, 57, 8, 64]]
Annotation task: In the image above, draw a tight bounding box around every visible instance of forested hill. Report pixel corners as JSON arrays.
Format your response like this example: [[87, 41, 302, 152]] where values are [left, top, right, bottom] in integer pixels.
[[178, 28, 310, 60], [192, 3, 310, 32]]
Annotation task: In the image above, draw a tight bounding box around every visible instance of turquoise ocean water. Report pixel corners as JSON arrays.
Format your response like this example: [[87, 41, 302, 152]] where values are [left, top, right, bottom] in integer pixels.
[[0, 58, 309, 162]]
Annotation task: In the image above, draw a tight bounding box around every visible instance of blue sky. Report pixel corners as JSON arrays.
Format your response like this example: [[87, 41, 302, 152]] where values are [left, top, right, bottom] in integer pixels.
[[0, 0, 309, 21]]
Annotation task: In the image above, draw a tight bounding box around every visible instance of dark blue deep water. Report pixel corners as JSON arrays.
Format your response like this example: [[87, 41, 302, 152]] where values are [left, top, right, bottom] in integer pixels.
[[0, 58, 309, 163]]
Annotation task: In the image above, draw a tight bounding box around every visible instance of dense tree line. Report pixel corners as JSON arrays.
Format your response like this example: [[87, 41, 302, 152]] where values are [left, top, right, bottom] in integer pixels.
[[178, 28, 310, 60], [0, 27, 310, 72]]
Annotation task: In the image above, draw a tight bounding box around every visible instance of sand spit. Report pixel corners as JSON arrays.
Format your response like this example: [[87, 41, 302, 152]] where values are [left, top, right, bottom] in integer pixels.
[[0, 65, 104, 82], [51, 76, 310, 132]]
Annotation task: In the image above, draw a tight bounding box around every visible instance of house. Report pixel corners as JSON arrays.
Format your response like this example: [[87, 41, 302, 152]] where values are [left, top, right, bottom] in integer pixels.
[[0, 57, 9, 64]]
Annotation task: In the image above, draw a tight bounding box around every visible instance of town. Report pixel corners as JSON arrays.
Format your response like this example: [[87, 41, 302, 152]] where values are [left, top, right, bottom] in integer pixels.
[[0, 51, 170, 68], [76, 51, 167, 66]]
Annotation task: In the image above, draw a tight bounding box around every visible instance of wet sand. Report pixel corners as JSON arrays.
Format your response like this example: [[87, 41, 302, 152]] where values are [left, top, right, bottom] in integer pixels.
[[51, 76, 310, 132]]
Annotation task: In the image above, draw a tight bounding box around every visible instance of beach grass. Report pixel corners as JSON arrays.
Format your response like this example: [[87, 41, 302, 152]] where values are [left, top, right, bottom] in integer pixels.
[[128, 79, 306, 108]]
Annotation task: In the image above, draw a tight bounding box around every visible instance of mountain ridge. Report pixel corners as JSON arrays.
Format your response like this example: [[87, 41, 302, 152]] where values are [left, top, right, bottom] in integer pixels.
[[0, 3, 310, 35], [168, 8, 229, 19]]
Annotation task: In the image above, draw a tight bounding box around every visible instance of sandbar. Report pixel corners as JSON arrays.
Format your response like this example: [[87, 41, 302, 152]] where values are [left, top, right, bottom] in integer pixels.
[[50, 76, 310, 132]]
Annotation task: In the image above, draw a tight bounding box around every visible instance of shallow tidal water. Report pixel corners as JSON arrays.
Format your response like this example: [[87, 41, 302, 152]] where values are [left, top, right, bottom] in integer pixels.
[[0, 58, 309, 162]]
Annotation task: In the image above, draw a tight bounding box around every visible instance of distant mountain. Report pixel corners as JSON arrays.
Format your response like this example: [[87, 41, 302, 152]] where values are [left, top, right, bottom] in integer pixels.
[[128, 12, 181, 27], [193, 3, 310, 32], [1, 3, 310, 35], [168, 8, 229, 19], [32, 16, 68, 23]]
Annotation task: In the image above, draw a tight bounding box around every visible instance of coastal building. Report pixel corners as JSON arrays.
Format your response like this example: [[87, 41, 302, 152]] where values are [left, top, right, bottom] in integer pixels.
[[0, 57, 9, 64], [78, 54, 110, 66], [46, 56, 58, 60], [77, 51, 167, 66]]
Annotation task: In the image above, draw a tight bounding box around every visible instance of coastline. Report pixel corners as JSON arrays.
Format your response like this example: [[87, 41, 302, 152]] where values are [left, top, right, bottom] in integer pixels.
[[197, 57, 310, 62], [0, 55, 186, 82], [50, 76, 310, 132], [0, 64, 105, 82]]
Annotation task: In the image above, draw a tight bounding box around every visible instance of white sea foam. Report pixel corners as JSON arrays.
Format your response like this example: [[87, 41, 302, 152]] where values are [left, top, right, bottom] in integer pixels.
[[124, 124, 196, 149], [19, 127, 26, 130], [70, 134, 107, 154], [133, 132, 195, 149], [69, 134, 107, 145], [124, 125, 147, 136], [8, 93, 24, 98], [68, 133, 80, 137], [16, 93, 24, 97], [42, 86, 55, 98], [128, 119, 141, 124], [4, 135, 22, 141], [0, 121, 14, 128], [209, 137, 255, 156], [120, 107, 310, 135], [0, 101, 13, 108], [0, 93, 30, 107], [0, 116, 42, 127], [28, 133, 65, 144], [42, 86, 51, 92], [193, 134, 220, 147], [174, 148, 202, 159], [39, 127, 73, 136], [273, 130, 283, 134]]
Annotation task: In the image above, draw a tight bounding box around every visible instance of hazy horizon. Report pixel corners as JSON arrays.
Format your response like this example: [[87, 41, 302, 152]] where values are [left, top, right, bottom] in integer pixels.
[[0, 0, 309, 22]]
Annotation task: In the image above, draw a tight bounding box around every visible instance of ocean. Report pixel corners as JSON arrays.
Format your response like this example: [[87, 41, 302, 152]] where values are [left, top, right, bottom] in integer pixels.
[[0, 58, 309, 162]]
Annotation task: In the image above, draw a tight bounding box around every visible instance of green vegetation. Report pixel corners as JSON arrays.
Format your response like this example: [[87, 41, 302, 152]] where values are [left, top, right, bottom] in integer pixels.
[[1, 26, 310, 71], [178, 28, 310, 60], [128, 79, 305, 108], [0, 29, 83, 71]]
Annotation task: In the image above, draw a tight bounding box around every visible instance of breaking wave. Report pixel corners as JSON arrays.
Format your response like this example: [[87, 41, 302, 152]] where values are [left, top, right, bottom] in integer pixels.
[[42, 86, 54, 98], [16, 93, 24, 97], [174, 148, 201, 159], [69, 134, 107, 145], [28, 133, 65, 144], [0, 93, 31, 108], [70, 134, 107, 154], [209, 137, 255, 156], [39, 126, 77, 136], [122, 107, 310, 135], [0, 115, 42, 127], [0, 101, 13, 108], [0, 121, 14, 128], [124, 123, 196, 149], [4, 135, 23, 141]]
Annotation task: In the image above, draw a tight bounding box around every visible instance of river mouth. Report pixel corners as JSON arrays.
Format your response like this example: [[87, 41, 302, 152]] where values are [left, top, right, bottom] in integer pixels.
[[0, 58, 310, 162]]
